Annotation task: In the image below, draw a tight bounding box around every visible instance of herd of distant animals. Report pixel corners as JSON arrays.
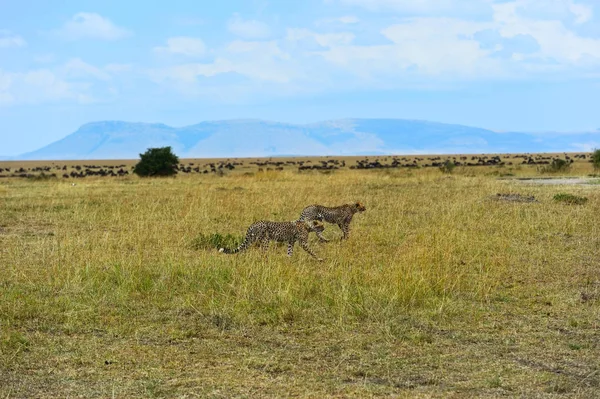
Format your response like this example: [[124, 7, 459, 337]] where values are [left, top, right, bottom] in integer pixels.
[[0, 153, 588, 179], [219, 202, 367, 261]]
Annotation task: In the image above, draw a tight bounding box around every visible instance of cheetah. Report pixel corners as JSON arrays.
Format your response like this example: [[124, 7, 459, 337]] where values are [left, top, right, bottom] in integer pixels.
[[219, 220, 325, 260], [298, 202, 366, 242]]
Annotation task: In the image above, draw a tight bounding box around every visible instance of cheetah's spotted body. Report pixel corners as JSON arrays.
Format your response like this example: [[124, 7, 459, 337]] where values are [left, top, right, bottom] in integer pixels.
[[298, 202, 366, 242], [219, 220, 325, 260]]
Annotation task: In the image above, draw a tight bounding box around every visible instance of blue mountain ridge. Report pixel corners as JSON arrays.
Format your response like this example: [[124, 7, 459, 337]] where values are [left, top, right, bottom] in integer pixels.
[[12, 118, 600, 160]]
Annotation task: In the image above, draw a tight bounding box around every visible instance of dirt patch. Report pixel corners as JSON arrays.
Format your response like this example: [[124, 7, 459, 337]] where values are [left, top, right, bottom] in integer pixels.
[[515, 178, 600, 185]]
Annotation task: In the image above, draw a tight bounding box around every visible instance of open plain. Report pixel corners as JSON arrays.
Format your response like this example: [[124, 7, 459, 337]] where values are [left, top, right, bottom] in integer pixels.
[[1, 154, 599, 398]]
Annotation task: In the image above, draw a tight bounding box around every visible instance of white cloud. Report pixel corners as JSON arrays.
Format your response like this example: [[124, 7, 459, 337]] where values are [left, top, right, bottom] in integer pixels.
[[336, 0, 455, 11], [150, 40, 297, 86], [0, 72, 11, 90], [62, 58, 111, 81], [382, 18, 496, 75], [62, 59, 130, 80], [333, 15, 360, 25], [508, 0, 594, 25], [0, 68, 92, 105], [55, 12, 130, 40], [332, 0, 492, 15], [287, 28, 355, 47], [0, 30, 26, 48], [33, 54, 56, 64], [153, 36, 207, 57], [149, 58, 235, 84], [227, 14, 270, 39], [570, 141, 600, 151], [22, 70, 75, 96], [382, 18, 492, 42], [172, 16, 205, 26], [0, 71, 13, 105], [315, 15, 360, 26], [226, 40, 289, 59], [338, 15, 361, 24], [332, 0, 596, 22], [312, 18, 502, 79], [105, 63, 132, 73], [99, 0, 600, 101], [569, 2, 594, 24], [493, 2, 600, 64], [223, 41, 297, 82], [307, 0, 600, 82], [0, 58, 128, 106]]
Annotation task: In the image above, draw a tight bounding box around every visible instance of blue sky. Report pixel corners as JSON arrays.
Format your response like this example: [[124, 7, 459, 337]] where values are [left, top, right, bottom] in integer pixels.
[[1, 0, 599, 156]]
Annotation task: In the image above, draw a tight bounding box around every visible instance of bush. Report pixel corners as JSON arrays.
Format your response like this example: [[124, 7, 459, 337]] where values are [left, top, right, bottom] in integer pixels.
[[592, 149, 600, 170], [553, 193, 588, 205], [133, 146, 179, 177], [540, 158, 571, 173], [439, 160, 456, 174]]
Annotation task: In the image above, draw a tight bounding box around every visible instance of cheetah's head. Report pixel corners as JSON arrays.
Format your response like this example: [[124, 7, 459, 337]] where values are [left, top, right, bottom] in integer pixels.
[[353, 201, 366, 212], [298, 220, 325, 234]]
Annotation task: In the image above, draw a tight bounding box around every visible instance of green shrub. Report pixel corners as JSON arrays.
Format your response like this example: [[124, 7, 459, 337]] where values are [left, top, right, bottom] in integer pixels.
[[540, 158, 571, 173], [553, 193, 588, 205], [591, 149, 600, 170], [133, 146, 179, 177], [191, 233, 243, 250], [439, 160, 456, 174]]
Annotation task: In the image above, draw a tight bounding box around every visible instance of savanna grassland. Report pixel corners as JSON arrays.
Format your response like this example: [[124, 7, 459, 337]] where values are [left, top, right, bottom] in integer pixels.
[[1, 155, 600, 398]]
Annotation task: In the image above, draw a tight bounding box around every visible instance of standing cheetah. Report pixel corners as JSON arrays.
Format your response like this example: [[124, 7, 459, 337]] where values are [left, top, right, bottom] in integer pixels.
[[298, 202, 366, 242]]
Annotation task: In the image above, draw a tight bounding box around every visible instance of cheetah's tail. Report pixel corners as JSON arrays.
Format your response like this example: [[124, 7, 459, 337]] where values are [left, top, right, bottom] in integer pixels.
[[218, 241, 247, 254], [219, 247, 238, 254]]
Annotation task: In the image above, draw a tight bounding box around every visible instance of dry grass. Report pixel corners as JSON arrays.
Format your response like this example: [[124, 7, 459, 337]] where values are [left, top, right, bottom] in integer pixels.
[[1, 163, 599, 398]]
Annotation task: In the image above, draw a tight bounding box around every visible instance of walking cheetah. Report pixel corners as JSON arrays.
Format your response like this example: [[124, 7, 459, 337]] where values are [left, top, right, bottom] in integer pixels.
[[219, 220, 325, 260]]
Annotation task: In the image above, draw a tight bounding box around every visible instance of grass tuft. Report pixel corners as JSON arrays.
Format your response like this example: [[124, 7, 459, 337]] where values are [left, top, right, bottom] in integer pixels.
[[553, 192, 588, 205], [190, 232, 243, 250]]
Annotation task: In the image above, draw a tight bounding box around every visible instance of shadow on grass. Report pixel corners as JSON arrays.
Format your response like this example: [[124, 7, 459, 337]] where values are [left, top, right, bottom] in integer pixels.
[[190, 232, 243, 250]]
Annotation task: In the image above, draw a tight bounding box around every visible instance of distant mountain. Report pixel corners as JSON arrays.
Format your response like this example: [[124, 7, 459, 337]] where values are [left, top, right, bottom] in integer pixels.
[[13, 118, 600, 160]]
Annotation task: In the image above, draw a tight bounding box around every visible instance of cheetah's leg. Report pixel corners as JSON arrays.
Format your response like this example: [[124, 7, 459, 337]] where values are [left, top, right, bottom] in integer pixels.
[[339, 223, 350, 240], [299, 240, 323, 261], [287, 243, 294, 257], [316, 230, 330, 243], [260, 238, 270, 252]]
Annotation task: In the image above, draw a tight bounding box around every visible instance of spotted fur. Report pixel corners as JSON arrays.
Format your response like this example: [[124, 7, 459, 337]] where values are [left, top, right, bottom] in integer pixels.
[[298, 202, 366, 242], [219, 220, 325, 260]]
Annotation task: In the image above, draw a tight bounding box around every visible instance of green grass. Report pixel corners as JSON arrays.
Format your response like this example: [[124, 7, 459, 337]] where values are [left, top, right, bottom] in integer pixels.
[[553, 193, 589, 205], [1, 166, 599, 397]]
